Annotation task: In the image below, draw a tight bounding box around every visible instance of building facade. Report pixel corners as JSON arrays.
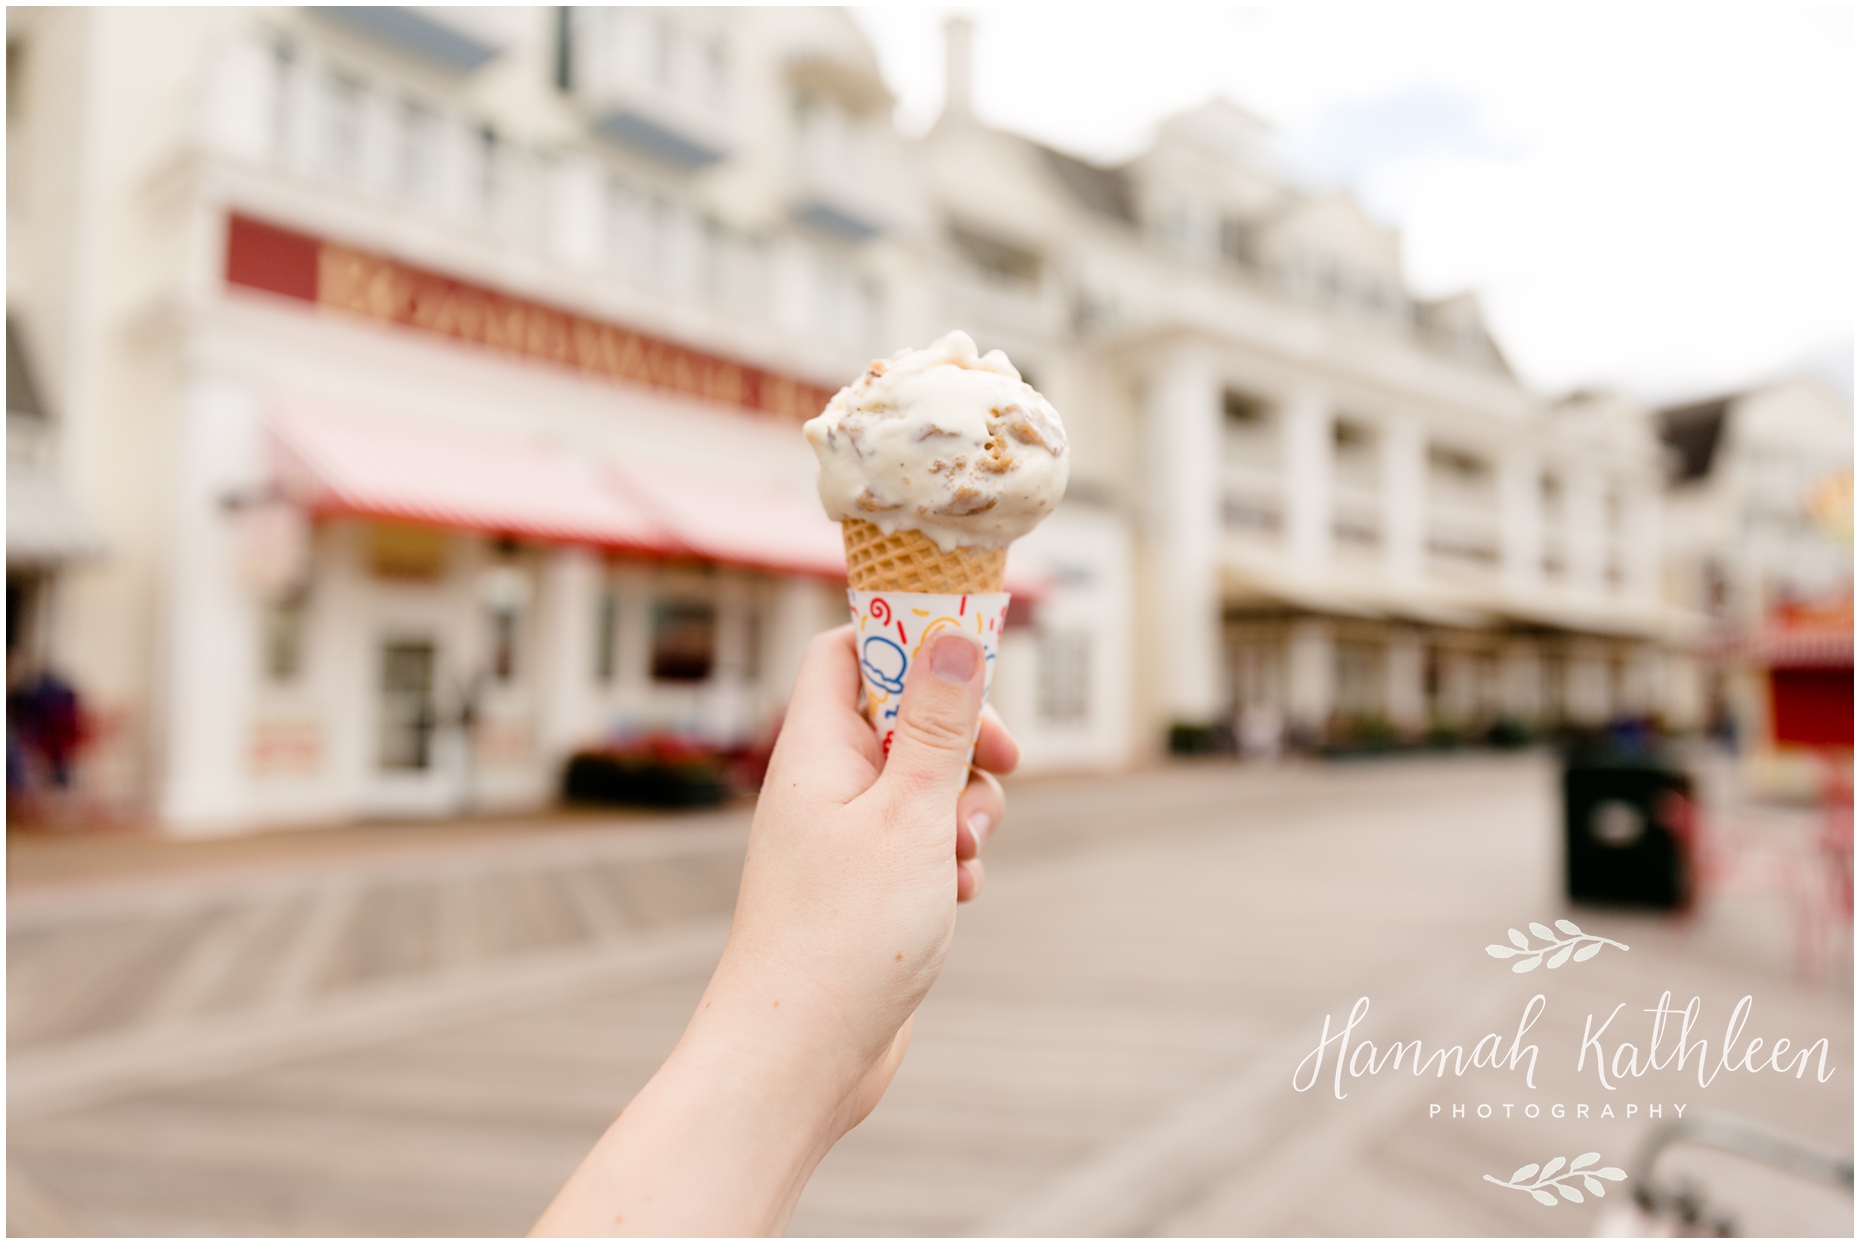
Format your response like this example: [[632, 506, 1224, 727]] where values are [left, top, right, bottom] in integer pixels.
[[917, 25, 1673, 754], [1656, 378, 1854, 750], [9, 8, 1678, 836]]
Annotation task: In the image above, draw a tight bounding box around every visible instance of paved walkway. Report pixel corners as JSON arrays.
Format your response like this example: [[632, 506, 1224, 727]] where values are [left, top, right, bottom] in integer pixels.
[[7, 755, 1852, 1236]]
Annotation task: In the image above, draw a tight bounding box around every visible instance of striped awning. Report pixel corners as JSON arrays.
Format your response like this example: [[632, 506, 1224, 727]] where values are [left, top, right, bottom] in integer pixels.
[[270, 406, 1052, 594], [272, 405, 673, 553], [1726, 628, 1854, 670]]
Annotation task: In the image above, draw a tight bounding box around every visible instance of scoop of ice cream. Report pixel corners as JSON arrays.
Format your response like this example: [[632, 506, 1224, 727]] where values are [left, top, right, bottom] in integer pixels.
[[804, 330, 1068, 551]]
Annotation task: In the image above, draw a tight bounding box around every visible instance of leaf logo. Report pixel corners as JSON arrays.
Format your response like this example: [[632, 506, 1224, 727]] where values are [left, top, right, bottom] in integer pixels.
[[1484, 1153, 1626, 1205], [1485, 920, 1627, 972]]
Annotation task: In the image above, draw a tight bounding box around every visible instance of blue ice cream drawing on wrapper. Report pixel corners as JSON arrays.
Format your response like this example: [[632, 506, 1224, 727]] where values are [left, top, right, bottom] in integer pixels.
[[860, 635, 908, 696]]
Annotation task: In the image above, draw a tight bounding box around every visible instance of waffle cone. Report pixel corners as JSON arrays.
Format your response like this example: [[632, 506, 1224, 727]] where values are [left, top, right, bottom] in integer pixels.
[[841, 519, 1007, 593]]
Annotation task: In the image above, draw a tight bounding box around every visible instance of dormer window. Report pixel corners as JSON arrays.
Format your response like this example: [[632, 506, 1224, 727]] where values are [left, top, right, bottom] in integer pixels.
[[1219, 216, 1258, 267]]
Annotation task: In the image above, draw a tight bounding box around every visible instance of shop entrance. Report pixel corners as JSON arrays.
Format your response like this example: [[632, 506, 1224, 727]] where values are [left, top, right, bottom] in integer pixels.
[[379, 640, 438, 772]]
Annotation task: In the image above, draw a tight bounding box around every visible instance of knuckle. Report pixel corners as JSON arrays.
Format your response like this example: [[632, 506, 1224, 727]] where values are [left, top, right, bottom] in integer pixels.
[[899, 702, 974, 753]]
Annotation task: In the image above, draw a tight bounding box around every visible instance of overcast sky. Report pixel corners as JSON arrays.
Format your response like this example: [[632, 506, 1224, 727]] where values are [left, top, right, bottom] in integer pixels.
[[851, 5, 1856, 404]]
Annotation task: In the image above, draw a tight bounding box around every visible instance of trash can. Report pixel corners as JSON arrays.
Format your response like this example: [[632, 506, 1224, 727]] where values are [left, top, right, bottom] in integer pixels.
[[1563, 748, 1694, 909]]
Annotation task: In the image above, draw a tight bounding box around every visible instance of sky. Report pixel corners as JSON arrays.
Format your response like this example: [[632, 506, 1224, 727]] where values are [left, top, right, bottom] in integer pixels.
[[851, 5, 1856, 404]]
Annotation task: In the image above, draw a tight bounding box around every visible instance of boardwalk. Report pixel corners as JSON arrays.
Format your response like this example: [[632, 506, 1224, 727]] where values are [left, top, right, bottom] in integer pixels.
[[8, 755, 1853, 1236]]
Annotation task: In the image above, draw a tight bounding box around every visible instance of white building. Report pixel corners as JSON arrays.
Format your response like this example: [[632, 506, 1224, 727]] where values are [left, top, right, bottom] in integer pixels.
[[917, 21, 1671, 753], [9, 8, 1679, 836], [1654, 378, 1854, 736]]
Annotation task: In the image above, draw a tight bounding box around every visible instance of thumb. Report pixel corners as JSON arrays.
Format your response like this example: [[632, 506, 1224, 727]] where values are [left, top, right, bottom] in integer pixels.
[[879, 632, 985, 802]]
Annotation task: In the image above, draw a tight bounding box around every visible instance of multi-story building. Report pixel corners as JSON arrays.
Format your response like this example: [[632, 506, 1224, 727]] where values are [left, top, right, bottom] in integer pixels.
[[919, 20, 1671, 752], [1655, 378, 1853, 743], [8, 7, 1676, 836]]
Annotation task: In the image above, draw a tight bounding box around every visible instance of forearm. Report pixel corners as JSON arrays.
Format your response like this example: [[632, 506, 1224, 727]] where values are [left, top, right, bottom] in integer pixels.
[[530, 982, 860, 1237]]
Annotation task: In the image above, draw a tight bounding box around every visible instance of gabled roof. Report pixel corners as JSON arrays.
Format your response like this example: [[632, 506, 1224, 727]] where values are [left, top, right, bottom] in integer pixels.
[[1656, 395, 1734, 484]]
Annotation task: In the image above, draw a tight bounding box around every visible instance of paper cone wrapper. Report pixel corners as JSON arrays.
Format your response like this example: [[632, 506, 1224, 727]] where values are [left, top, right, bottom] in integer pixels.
[[848, 589, 1009, 756]]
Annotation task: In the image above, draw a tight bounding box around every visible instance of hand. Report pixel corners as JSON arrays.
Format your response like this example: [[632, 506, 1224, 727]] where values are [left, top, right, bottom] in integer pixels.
[[533, 625, 1019, 1236]]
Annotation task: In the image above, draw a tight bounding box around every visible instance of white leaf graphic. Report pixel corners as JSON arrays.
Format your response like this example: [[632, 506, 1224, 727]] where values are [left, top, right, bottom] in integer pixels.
[[1571, 1153, 1599, 1170], [1583, 1176, 1605, 1197], [1548, 944, 1575, 969], [1487, 945, 1519, 958], [1555, 919, 1583, 935], [1558, 1183, 1583, 1203], [1541, 1157, 1566, 1178], [1528, 922, 1557, 941], [1595, 1168, 1627, 1181], [1508, 928, 1530, 949], [1512, 955, 1542, 973], [1510, 1164, 1540, 1183], [1531, 1189, 1557, 1206], [1573, 942, 1602, 962]]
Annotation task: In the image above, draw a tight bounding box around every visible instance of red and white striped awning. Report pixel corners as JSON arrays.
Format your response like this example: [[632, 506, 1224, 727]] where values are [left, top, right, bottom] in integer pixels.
[[272, 405, 673, 553], [609, 460, 847, 579], [271, 406, 1053, 593], [1726, 628, 1854, 669]]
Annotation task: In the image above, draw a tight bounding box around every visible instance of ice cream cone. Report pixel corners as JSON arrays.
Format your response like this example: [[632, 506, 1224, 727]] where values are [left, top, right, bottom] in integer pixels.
[[841, 518, 1007, 594]]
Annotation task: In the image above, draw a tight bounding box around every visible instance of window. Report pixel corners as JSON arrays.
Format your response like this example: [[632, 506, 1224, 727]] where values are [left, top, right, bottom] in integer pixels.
[[1038, 631, 1091, 724], [553, 5, 573, 92], [1334, 419, 1373, 452], [489, 606, 520, 682], [1428, 445, 1487, 482], [268, 37, 296, 158], [394, 99, 438, 201], [703, 36, 727, 110], [594, 588, 618, 683], [949, 223, 1040, 288], [741, 605, 763, 682], [651, 599, 716, 682], [321, 69, 366, 180], [264, 590, 311, 682], [1219, 216, 1257, 267], [475, 125, 500, 216], [379, 641, 438, 771], [1222, 389, 1270, 429]]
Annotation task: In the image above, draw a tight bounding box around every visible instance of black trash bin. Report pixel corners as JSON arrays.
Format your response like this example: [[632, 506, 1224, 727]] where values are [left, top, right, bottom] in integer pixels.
[[1563, 747, 1694, 909]]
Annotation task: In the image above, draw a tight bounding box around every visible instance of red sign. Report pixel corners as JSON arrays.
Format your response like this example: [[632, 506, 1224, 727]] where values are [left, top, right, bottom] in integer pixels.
[[225, 215, 838, 422]]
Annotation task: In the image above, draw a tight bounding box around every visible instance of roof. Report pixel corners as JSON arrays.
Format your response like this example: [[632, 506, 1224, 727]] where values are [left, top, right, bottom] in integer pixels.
[[1035, 145, 1135, 224], [1656, 395, 1734, 484]]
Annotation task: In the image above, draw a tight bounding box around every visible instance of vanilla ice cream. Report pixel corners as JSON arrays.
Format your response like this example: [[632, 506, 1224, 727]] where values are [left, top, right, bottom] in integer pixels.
[[804, 331, 1068, 551]]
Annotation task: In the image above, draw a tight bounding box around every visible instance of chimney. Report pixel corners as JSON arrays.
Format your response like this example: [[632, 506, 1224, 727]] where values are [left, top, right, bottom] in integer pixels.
[[944, 15, 973, 121]]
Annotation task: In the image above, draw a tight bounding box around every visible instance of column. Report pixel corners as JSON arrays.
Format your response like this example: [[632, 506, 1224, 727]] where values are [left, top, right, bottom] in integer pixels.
[[1502, 640, 1544, 722], [1379, 414, 1425, 582], [1285, 619, 1335, 736], [1281, 390, 1333, 572], [1620, 484, 1662, 607], [1562, 470, 1606, 596], [1143, 345, 1223, 726], [1498, 448, 1543, 593], [1384, 628, 1426, 732], [535, 546, 599, 762], [158, 380, 266, 834]]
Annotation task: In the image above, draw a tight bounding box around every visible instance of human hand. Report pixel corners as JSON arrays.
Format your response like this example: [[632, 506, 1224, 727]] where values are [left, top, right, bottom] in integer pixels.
[[533, 625, 1018, 1236]]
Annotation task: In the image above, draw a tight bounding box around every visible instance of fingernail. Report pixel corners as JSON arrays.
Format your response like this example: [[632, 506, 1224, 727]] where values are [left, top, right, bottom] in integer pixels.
[[929, 634, 978, 684], [969, 811, 992, 848]]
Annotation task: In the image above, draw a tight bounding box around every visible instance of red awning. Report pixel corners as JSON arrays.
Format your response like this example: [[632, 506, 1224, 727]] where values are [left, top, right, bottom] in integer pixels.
[[610, 461, 847, 579], [272, 405, 673, 552], [272, 407, 1051, 595]]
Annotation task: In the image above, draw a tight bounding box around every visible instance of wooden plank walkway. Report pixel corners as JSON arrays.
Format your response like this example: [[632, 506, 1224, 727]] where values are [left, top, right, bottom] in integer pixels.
[[7, 757, 1852, 1236]]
